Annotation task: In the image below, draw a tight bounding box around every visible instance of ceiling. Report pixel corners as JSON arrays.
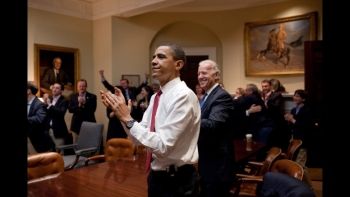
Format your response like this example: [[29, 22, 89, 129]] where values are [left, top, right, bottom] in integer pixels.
[[29, 0, 288, 20]]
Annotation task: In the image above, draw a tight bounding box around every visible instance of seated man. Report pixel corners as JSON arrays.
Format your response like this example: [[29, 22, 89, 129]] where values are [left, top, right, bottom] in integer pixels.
[[259, 172, 315, 197]]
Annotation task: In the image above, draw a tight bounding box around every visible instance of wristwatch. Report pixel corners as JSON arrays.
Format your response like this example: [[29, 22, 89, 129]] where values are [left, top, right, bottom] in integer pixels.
[[125, 119, 136, 129]]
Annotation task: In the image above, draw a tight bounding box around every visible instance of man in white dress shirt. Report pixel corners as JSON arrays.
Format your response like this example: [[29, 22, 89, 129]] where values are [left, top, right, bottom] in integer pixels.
[[101, 44, 201, 196]]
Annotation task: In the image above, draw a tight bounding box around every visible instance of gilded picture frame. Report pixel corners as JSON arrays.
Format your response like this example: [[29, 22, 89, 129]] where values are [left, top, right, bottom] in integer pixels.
[[34, 44, 79, 97], [244, 12, 318, 76]]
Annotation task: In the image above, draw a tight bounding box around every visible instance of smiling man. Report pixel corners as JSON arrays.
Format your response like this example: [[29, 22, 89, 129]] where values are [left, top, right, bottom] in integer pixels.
[[197, 59, 236, 197], [101, 44, 201, 197]]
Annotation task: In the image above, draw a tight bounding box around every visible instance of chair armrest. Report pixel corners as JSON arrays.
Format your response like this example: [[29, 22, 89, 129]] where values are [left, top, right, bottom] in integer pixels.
[[237, 173, 263, 179], [85, 155, 106, 165], [243, 161, 264, 174], [241, 176, 264, 182], [75, 147, 98, 156], [56, 144, 77, 151], [247, 161, 264, 166]]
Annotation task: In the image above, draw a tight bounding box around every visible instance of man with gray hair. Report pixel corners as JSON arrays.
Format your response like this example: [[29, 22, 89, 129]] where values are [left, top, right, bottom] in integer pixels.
[[197, 60, 236, 197]]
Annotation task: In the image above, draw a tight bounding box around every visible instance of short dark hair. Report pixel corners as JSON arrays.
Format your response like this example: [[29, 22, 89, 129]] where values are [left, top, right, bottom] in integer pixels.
[[120, 78, 129, 84], [54, 82, 64, 91], [27, 82, 38, 95], [161, 43, 186, 65], [294, 89, 307, 100]]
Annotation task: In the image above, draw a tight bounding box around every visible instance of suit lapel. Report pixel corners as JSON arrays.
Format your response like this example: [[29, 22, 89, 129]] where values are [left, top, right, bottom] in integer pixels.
[[28, 98, 37, 116], [201, 85, 220, 112]]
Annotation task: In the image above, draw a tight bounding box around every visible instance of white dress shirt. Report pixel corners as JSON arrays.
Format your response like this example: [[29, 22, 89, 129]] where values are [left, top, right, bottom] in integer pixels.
[[129, 77, 201, 170]]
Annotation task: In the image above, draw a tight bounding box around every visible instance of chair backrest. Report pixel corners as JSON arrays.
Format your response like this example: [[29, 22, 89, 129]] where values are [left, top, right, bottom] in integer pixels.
[[270, 159, 304, 180], [76, 121, 103, 152], [286, 139, 303, 160], [258, 147, 282, 175], [28, 152, 64, 180], [104, 138, 135, 161]]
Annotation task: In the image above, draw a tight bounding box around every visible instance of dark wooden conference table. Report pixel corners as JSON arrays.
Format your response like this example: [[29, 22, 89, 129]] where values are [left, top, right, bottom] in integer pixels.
[[28, 140, 265, 196], [28, 156, 148, 197], [233, 138, 265, 163]]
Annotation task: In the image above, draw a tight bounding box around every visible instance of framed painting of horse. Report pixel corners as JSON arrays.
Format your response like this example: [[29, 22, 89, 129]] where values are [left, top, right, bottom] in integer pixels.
[[244, 12, 317, 76]]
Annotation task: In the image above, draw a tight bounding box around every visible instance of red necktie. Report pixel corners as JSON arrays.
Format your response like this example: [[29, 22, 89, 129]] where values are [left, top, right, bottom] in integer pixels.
[[145, 91, 162, 171]]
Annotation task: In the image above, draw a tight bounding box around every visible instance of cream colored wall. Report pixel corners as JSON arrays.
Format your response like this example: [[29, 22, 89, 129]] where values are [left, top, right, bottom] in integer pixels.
[[93, 17, 113, 141], [111, 0, 322, 94], [28, 8, 93, 83]]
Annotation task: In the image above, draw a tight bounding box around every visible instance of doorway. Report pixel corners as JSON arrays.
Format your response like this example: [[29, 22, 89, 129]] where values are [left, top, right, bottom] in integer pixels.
[[180, 55, 208, 92]]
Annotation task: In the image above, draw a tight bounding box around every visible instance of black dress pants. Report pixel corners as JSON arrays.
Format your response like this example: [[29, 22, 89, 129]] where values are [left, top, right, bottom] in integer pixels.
[[148, 164, 199, 197]]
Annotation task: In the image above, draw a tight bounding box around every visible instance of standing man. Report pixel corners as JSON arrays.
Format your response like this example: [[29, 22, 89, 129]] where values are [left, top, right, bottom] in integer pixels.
[[27, 82, 55, 153], [197, 60, 236, 197], [101, 44, 200, 196], [98, 70, 128, 140], [42, 83, 72, 149], [68, 79, 97, 139]]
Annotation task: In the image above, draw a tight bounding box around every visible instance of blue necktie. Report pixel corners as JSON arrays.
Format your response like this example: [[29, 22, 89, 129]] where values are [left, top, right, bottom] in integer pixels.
[[125, 89, 130, 100], [200, 93, 207, 108]]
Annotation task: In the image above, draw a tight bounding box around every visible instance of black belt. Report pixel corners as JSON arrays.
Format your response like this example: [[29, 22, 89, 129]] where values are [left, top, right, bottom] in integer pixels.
[[152, 164, 194, 177]]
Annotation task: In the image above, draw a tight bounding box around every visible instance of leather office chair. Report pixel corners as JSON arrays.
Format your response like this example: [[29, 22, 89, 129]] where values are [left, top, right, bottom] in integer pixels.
[[56, 121, 104, 170], [241, 147, 282, 176], [281, 139, 303, 160], [232, 159, 306, 197], [231, 147, 282, 196], [28, 152, 64, 181], [270, 159, 304, 180], [85, 138, 135, 165]]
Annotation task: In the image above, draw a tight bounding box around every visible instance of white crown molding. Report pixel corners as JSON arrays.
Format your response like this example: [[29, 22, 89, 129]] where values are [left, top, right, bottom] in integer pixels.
[[29, 0, 93, 20], [29, 0, 195, 20]]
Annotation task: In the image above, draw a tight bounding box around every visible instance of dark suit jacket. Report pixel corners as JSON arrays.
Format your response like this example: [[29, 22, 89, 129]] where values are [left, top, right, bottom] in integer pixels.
[[45, 96, 69, 138], [102, 79, 136, 101], [41, 68, 70, 90], [266, 91, 289, 149], [259, 172, 315, 197], [289, 105, 313, 145], [68, 92, 97, 134], [106, 108, 127, 140], [28, 97, 55, 152], [198, 85, 236, 183]]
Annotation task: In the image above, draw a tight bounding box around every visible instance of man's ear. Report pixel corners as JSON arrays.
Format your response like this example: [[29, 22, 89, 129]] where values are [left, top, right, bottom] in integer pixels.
[[175, 60, 184, 71]]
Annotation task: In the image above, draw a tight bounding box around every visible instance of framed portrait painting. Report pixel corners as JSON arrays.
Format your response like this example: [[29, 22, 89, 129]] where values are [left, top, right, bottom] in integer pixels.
[[244, 12, 318, 76], [34, 44, 79, 97]]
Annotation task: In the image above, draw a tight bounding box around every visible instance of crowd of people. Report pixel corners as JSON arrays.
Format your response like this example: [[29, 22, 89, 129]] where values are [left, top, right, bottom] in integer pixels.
[[28, 44, 316, 197]]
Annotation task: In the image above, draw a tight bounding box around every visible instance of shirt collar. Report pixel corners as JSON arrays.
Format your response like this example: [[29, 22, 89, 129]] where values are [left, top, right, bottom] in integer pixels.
[[160, 77, 181, 95], [28, 96, 35, 105], [53, 95, 61, 100], [205, 83, 219, 97]]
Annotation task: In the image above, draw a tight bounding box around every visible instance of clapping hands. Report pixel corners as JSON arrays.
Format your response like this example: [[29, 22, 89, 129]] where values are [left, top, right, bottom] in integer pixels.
[[100, 87, 132, 122]]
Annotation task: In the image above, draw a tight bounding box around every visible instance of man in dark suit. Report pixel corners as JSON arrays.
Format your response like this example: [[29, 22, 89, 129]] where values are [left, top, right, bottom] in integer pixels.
[[197, 60, 236, 197], [68, 79, 97, 136], [41, 57, 71, 95], [42, 83, 72, 149], [27, 82, 55, 153]]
